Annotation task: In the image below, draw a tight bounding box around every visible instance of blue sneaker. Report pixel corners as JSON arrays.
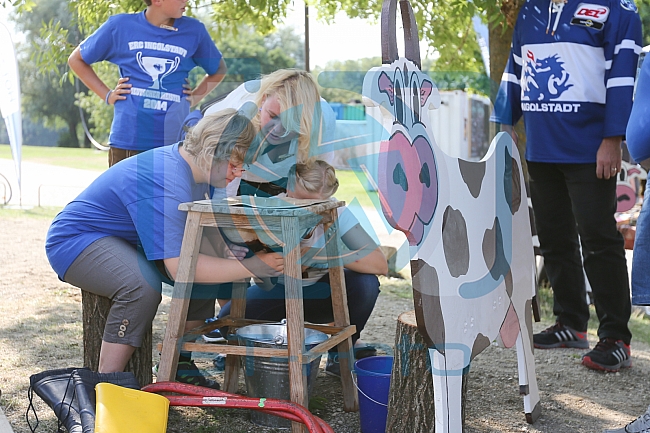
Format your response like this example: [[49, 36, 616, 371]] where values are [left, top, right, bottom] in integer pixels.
[[325, 353, 340, 378], [213, 354, 226, 372], [202, 318, 225, 343], [152, 361, 220, 389], [176, 360, 221, 389]]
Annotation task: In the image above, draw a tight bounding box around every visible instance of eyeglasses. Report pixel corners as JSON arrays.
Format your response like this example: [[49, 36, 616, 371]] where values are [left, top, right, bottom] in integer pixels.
[[230, 164, 245, 175]]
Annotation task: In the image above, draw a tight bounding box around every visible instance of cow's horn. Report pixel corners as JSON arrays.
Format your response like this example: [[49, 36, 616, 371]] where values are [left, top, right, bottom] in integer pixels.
[[381, 0, 422, 68]]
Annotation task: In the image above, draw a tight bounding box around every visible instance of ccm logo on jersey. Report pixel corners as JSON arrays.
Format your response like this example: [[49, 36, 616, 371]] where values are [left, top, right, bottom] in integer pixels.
[[571, 3, 609, 29]]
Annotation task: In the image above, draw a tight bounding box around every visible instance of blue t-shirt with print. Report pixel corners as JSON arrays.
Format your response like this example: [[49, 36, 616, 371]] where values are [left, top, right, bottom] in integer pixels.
[[80, 11, 222, 151], [46, 143, 209, 279]]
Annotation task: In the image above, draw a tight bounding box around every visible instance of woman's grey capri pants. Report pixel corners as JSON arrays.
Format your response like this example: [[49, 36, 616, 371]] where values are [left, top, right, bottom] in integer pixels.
[[64, 236, 234, 347]]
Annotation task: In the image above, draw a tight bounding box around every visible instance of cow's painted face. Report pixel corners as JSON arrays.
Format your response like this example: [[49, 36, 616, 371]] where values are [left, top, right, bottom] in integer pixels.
[[364, 59, 441, 245], [381, 132, 437, 244]]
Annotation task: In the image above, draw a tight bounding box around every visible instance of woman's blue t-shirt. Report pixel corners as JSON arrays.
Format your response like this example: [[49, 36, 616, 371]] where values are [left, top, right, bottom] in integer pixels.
[[46, 143, 209, 279]]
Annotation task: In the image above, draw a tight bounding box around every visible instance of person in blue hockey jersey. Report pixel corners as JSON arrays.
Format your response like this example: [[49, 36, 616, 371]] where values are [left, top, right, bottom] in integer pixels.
[[491, 0, 642, 372]]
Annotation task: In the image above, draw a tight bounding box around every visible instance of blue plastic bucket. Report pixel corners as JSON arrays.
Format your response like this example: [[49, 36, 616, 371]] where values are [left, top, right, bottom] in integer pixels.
[[354, 356, 393, 433]]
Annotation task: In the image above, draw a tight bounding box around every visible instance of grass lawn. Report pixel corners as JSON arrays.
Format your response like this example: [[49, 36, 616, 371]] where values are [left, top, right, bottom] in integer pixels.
[[0, 205, 62, 219], [0, 143, 108, 171], [0, 144, 380, 209]]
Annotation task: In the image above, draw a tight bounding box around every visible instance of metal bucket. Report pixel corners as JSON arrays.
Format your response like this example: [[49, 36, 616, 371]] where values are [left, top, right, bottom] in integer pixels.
[[236, 322, 328, 429]]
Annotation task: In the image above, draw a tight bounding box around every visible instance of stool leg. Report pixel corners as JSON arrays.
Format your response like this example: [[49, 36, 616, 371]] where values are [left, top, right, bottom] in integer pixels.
[[325, 210, 359, 412], [223, 281, 248, 393], [282, 217, 308, 433], [158, 212, 203, 382]]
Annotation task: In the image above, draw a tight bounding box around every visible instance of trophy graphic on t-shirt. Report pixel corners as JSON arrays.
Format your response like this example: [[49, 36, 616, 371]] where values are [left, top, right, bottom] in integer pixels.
[[136, 52, 180, 90]]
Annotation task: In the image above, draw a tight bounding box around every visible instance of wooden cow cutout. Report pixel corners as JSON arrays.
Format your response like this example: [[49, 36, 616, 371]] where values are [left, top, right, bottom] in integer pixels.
[[362, 1, 541, 431]]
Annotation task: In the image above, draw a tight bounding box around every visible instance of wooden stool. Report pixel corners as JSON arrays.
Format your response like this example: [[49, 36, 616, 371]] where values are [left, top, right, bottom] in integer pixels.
[[156, 197, 359, 433]]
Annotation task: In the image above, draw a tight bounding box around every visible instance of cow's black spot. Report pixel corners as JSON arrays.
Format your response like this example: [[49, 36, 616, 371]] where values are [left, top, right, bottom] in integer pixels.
[[483, 217, 510, 281], [412, 259, 444, 350], [442, 206, 470, 277], [458, 159, 486, 198]]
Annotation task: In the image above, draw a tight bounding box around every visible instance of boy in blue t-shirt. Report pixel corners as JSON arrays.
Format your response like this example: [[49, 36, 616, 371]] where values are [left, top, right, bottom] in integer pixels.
[[68, 0, 227, 165]]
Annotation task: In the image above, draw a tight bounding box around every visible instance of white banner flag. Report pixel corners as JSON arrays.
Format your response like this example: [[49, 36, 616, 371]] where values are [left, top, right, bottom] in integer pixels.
[[472, 16, 490, 78], [0, 22, 22, 200]]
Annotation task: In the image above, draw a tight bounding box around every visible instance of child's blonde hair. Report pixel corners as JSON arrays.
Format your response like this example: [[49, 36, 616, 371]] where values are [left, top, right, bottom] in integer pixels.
[[289, 159, 339, 199], [253, 69, 323, 162], [183, 108, 256, 172]]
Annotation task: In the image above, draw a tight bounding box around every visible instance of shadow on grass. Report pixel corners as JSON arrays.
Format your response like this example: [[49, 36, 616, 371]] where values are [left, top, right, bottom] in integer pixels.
[[0, 291, 83, 433], [0, 296, 83, 370]]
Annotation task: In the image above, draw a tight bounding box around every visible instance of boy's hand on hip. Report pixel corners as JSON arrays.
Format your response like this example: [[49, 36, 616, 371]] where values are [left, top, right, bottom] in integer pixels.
[[183, 78, 196, 107], [107, 77, 131, 105]]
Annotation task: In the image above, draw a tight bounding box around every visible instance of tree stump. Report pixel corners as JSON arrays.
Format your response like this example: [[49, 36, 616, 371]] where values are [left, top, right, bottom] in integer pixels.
[[82, 291, 152, 387], [386, 310, 467, 432]]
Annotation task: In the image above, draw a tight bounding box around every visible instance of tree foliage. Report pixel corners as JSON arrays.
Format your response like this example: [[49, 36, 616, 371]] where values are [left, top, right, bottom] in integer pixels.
[[316, 56, 492, 106], [74, 62, 117, 144], [211, 25, 304, 97], [11, 0, 88, 147], [3, 0, 513, 78], [315, 57, 384, 103], [637, 0, 650, 46], [10, 0, 650, 77]]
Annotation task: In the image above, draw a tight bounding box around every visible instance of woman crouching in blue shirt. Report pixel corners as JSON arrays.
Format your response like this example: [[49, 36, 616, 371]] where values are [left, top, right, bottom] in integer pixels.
[[45, 109, 283, 389]]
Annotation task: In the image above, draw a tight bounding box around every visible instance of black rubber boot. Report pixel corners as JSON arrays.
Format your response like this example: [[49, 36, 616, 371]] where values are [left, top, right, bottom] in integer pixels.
[[28, 367, 84, 433], [27, 367, 140, 433]]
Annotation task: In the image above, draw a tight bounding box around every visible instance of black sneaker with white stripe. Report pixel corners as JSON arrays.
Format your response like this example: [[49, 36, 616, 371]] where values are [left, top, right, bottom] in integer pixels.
[[581, 338, 631, 372], [533, 322, 589, 349]]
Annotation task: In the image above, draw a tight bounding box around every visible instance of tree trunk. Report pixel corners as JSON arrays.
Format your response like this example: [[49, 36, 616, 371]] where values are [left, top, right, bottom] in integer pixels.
[[386, 311, 467, 432], [81, 291, 152, 387], [67, 120, 81, 148], [489, 0, 528, 179]]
